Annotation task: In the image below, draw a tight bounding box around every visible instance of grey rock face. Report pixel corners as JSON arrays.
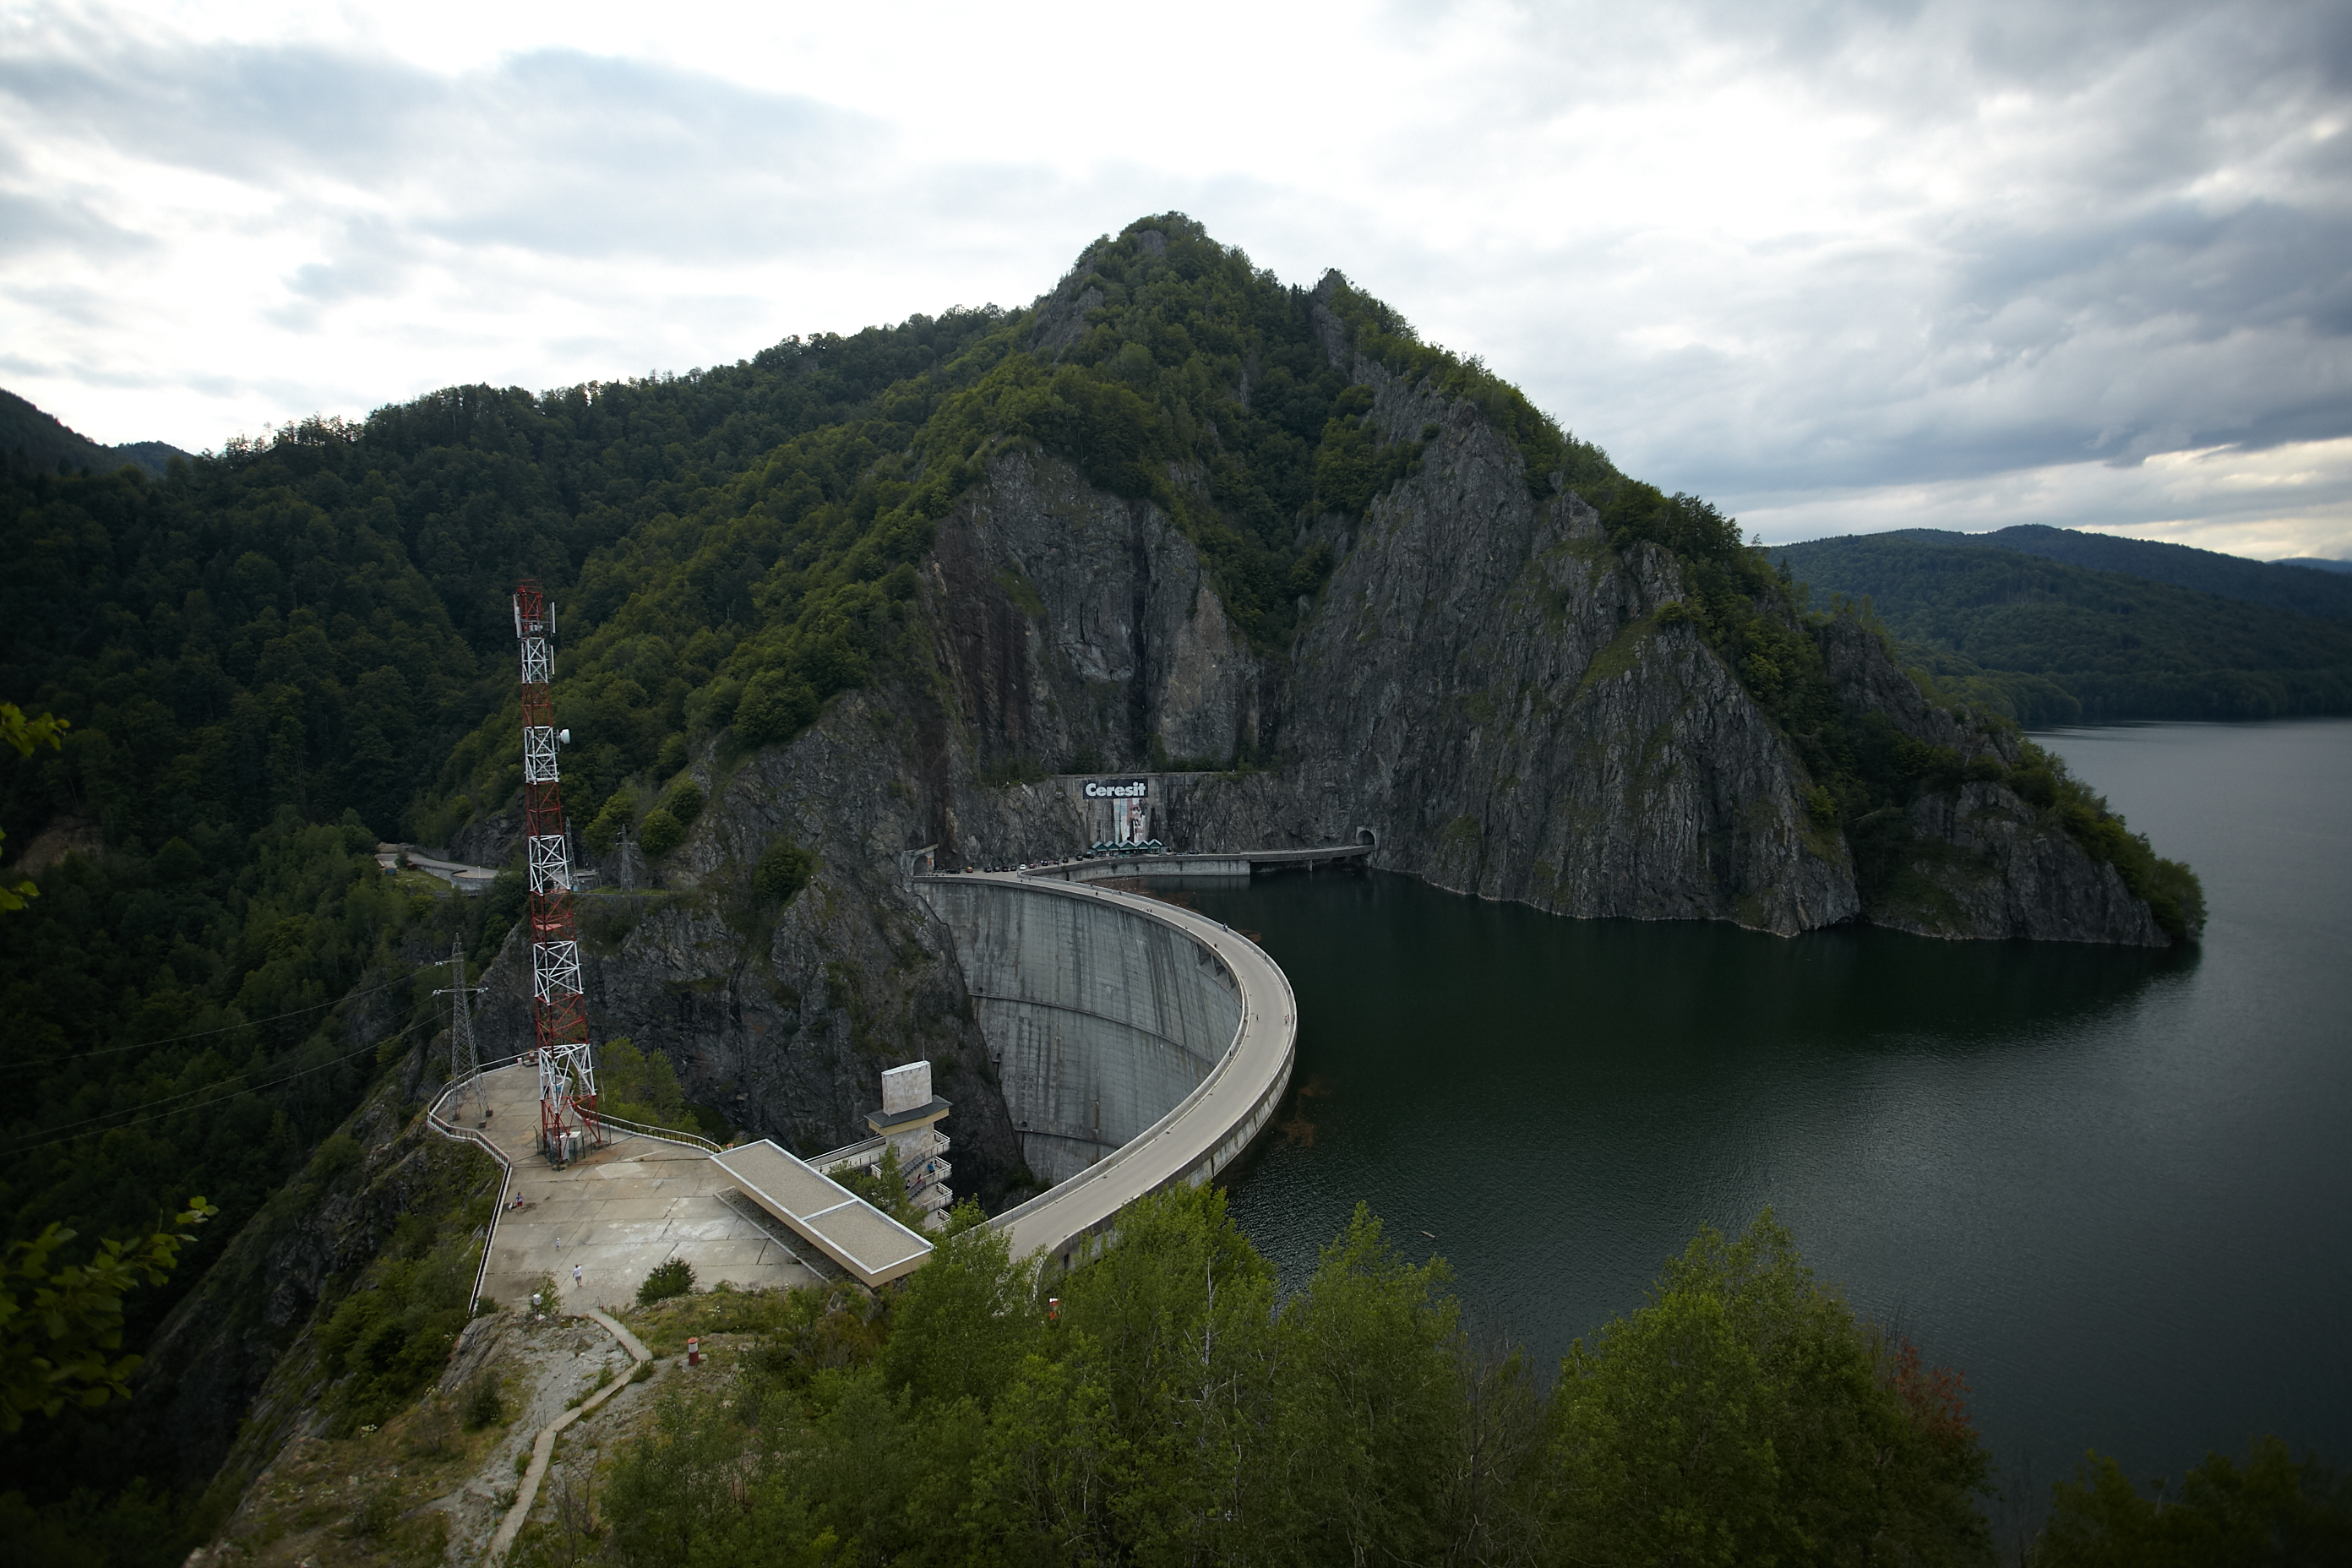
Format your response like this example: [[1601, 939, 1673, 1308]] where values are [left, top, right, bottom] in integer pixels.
[[930, 449, 1259, 778], [1884, 781, 2165, 945], [921, 356, 2170, 949]]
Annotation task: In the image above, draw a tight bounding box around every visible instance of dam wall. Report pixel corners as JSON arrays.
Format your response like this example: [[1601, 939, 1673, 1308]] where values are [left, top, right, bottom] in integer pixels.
[[917, 876, 1242, 1184], [915, 874, 1296, 1271]]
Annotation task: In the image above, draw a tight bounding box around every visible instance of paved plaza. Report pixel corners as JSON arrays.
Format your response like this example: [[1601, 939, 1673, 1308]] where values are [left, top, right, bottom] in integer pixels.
[[460, 1064, 819, 1313]]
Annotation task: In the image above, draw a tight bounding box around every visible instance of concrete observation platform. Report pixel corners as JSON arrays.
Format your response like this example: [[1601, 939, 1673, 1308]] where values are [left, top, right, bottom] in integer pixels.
[[442, 1064, 819, 1314]]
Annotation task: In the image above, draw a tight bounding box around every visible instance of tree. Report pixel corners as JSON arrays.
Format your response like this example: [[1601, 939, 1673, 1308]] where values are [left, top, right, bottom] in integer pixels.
[[877, 1211, 1040, 1412], [1260, 1203, 1473, 1564], [0, 1196, 215, 1431], [754, 837, 814, 906], [1545, 1211, 1994, 1566], [2034, 1438, 2352, 1567], [1, 701, 67, 912]]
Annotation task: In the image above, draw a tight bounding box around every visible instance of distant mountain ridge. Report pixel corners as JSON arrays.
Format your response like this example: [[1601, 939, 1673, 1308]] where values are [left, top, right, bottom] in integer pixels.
[[2, 387, 188, 477], [1882, 523, 2352, 621], [1776, 529, 2352, 724], [2276, 556, 2352, 574]]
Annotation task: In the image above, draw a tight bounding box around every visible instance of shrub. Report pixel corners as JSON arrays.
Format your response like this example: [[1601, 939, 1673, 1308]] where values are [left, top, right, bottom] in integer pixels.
[[585, 788, 636, 853], [636, 808, 684, 858], [734, 672, 817, 748], [662, 778, 704, 825], [461, 1372, 505, 1431], [754, 838, 814, 906], [639, 1258, 696, 1304]]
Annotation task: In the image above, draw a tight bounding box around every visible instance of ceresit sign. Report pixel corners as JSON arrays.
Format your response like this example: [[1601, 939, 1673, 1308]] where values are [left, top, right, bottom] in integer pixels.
[[1083, 778, 1148, 799]]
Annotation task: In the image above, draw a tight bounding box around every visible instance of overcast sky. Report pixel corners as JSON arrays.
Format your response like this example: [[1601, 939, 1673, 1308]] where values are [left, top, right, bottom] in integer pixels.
[[3, 0, 2348, 557]]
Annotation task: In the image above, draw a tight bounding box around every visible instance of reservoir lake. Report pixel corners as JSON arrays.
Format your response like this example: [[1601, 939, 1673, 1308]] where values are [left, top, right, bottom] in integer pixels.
[[1185, 717, 2351, 1515]]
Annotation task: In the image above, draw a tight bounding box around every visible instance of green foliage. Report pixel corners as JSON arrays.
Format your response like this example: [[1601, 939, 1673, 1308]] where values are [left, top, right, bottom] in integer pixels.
[[584, 787, 636, 853], [661, 777, 703, 825], [734, 671, 817, 749], [753, 837, 814, 906], [635, 807, 684, 858], [597, 1037, 691, 1131], [314, 1206, 480, 1430], [636, 1258, 696, 1306], [2034, 1437, 2352, 1567], [875, 1216, 1039, 1412], [1, 700, 67, 911], [0, 1195, 215, 1431], [1777, 531, 2352, 721], [459, 1370, 505, 1431], [1549, 1211, 1993, 1565], [589, 1191, 1996, 1566], [1944, 523, 2352, 623]]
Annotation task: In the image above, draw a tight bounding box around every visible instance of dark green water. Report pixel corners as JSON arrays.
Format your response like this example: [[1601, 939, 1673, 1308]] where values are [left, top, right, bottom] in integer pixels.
[[1189, 718, 2352, 1502]]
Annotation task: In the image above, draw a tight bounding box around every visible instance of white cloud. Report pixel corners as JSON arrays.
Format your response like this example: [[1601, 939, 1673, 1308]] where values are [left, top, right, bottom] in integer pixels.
[[1, 0, 2347, 558]]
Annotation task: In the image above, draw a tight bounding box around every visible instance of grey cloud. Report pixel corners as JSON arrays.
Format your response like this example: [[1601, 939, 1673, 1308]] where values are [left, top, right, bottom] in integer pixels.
[[4, 0, 2347, 523], [0, 27, 886, 263], [0, 188, 154, 261]]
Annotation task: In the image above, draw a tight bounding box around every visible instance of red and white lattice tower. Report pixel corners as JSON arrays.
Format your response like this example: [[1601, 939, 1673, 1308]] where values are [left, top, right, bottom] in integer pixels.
[[514, 580, 601, 1156]]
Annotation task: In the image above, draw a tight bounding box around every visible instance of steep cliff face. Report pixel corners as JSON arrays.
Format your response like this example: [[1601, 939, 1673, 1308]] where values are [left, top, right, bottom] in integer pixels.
[[907, 363, 2159, 946], [929, 449, 1259, 780]]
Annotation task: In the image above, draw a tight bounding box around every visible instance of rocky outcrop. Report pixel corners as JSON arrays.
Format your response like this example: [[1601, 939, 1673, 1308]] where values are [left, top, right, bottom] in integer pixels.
[[903, 343, 2170, 948], [1878, 781, 2167, 945], [929, 449, 1260, 780]]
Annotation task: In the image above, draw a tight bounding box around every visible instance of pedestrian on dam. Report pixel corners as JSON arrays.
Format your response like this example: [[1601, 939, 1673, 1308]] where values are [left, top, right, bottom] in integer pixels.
[[573, 1264, 582, 1288]]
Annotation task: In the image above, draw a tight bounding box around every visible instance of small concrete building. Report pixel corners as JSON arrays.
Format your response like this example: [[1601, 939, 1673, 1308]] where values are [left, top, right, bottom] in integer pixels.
[[868, 1059, 954, 1222]]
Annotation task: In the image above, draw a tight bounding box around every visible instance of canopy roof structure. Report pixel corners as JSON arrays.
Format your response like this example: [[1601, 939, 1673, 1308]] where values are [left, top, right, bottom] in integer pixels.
[[712, 1140, 934, 1287]]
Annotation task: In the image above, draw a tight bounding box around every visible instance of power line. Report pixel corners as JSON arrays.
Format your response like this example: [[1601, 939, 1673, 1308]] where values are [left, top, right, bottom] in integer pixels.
[[4, 974, 415, 1069], [8, 1016, 430, 1154]]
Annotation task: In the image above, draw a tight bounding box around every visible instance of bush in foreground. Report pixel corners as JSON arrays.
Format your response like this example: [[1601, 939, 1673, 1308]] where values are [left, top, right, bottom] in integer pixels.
[[597, 1194, 1995, 1566], [636, 1259, 695, 1306]]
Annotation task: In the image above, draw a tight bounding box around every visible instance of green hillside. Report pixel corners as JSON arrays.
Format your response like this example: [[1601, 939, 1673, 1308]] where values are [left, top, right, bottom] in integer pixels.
[[1776, 531, 2352, 724], [1957, 523, 2352, 620]]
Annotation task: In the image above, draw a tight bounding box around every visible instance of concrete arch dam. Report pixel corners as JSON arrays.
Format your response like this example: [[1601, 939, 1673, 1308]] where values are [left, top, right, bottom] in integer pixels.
[[915, 872, 1298, 1272]]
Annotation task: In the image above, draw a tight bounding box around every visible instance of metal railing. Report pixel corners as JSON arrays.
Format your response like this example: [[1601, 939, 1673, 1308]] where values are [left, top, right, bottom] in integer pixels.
[[594, 1111, 723, 1153], [425, 1090, 513, 1315]]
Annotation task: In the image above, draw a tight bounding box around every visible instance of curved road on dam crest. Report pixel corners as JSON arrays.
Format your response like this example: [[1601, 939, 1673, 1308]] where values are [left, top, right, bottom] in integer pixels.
[[934, 869, 1300, 1271]]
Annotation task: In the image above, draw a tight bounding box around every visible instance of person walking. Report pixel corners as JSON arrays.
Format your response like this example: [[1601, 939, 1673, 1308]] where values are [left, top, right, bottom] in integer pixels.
[[572, 1263, 582, 1288]]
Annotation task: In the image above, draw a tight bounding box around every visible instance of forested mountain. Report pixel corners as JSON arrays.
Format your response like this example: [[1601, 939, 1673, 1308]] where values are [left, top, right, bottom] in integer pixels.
[[2278, 556, 2352, 574], [1777, 531, 2352, 724], [1945, 522, 2352, 620], [2, 215, 2202, 1563], [1, 389, 187, 480]]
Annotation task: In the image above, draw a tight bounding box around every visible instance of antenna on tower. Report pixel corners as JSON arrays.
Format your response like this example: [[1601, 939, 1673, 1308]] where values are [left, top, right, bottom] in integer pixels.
[[432, 935, 487, 1124], [514, 579, 602, 1165]]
